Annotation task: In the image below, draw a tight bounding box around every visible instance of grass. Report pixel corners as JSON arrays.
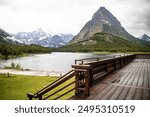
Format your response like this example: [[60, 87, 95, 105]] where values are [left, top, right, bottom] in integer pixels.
[[0, 74, 75, 100]]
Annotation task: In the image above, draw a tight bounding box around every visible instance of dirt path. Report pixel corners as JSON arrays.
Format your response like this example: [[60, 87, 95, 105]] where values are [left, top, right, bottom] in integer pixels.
[[0, 69, 63, 76]]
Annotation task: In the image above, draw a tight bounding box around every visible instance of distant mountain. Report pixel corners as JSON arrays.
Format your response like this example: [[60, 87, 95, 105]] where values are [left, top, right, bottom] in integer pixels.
[[138, 34, 150, 41], [57, 34, 74, 43], [57, 33, 147, 52], [71, 7, 138, 43], [12, 28, 73, 47], [0, 28, 19, 44]]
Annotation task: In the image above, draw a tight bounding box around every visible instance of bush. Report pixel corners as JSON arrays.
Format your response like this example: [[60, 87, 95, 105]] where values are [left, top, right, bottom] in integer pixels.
[[11, 62, 16, 69], [16, 64, 21, 70]]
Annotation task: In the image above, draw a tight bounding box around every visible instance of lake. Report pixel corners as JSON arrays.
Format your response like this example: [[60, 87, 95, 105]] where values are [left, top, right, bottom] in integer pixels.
[[0, 52, 118, 73]]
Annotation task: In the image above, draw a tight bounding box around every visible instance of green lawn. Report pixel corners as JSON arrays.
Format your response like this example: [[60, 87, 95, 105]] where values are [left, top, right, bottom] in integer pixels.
[[0, 74, 74, 100]]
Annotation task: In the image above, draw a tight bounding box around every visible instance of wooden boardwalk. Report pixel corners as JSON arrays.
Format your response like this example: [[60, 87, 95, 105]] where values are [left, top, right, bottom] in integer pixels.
[[83, 59, 150, 100], [27, 55, 150, 100]]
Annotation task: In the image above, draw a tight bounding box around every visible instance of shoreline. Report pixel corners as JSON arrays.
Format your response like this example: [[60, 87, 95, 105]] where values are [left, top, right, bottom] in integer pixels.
[[0, 69, 63, 77]]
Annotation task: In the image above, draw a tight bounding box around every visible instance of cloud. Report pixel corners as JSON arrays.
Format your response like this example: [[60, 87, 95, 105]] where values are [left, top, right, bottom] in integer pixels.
[[113, 0, 150, 36], [0, 0, 149, 36], [133, 0, 150, 35], [0, 0, 101, 34], [0, 0, 9, 5]]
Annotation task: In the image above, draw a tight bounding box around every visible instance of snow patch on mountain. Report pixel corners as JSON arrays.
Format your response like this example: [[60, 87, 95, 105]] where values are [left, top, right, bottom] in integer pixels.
[[11, 28, 74, 47]]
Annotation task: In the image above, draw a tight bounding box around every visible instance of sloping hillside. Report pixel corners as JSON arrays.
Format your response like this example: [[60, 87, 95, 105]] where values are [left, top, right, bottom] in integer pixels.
[[57, 33, 150, 52]]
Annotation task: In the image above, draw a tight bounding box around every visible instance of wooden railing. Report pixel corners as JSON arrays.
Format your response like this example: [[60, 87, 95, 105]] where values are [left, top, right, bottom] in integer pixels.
[[74, 54, 130, 65], [136, 54, 150, 59], [72, 54, 136, 98], [27, 70, 75, 100], [75, 56, 110, 65], [27, 54, 136, 100]]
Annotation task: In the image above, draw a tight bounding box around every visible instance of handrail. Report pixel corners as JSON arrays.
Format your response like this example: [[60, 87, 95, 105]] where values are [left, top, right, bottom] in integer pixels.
[[35, 70, 74, 95], [43, 81, 75, 100], [75, 56, 111, 65], [54, 88, 75, 100], [75, 54, 131, 65], [27, 70, 75, 100]]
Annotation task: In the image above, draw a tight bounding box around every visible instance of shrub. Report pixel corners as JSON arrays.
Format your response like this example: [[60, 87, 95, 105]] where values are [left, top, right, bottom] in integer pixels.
[[16, 64, 21, 70], [11, 62, 16, 69]]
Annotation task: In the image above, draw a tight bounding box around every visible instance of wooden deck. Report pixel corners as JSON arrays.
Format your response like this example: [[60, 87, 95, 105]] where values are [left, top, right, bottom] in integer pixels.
[[80, 59, 150, 100]]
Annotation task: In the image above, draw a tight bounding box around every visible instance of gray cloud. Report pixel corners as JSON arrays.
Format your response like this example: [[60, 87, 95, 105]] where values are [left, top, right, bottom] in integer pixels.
[[0, 0, 149, 36], [114, 0, 150, 36], [0, 0, 9, 5], [135, 1, 150, 32]]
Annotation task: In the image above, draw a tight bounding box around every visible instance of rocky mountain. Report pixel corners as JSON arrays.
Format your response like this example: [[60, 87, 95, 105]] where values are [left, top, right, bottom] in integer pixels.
[[0, 28, 10, 37], [72, 7, 137, 43], [138, 34, 150, 41], [58, 7, 150, 52], [12, 28, 73, 47], [0, 28, 19, 44]]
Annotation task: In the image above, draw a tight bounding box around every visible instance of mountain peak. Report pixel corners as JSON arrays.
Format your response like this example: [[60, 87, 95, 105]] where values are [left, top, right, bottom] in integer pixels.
[[96, 7, 108, 13], [71, 7, 134, 43], [92, 7, 121, 26], [92, 7, 109, 19], [139, 34, 150, 41], [33, 28, 54, 36], [143, 34, 149, 37]]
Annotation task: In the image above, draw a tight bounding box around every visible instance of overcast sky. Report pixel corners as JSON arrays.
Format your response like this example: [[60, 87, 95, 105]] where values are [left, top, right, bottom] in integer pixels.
[[0, 0, 150, 37]]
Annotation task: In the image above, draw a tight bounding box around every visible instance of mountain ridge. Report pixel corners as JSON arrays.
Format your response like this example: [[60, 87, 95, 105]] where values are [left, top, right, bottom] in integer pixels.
[[10, 29, 74, 47], [57, 32, 149, 52]]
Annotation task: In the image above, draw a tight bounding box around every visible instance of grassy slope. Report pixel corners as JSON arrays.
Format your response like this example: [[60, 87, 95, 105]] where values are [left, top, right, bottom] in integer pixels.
[[0, 74, 74, 100], [56, 33, 150, 52]]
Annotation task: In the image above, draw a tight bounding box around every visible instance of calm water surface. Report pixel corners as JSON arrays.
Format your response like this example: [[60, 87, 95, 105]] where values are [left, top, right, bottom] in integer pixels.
[[0, 52, 115, 73]]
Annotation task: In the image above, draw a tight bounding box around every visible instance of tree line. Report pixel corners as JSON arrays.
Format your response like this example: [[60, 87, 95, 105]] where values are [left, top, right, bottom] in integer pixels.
[[0, 44, 51, 59]]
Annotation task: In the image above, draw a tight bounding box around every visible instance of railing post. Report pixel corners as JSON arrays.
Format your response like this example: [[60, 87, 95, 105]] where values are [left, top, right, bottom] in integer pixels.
[[39, 94, 42, 100], [72, 65, 92, 98], [105, 62, 109, 73], [114, 59, 117, 70], [27, 93, 34, 100]]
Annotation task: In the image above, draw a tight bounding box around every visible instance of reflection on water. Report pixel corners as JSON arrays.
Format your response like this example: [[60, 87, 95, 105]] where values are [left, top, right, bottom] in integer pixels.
[[0, 52, 115, 73]]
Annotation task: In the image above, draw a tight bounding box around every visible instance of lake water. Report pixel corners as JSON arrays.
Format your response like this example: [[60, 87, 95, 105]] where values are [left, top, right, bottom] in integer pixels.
[[0, 52, 116, 73]]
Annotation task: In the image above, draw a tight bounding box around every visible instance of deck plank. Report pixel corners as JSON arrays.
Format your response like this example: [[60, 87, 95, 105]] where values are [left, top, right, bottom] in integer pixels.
[[109, 86, 124, 100], [137, 60, 144, 87], [101, 85, 118, 100], [118, 62, 140, 85], [133, 88, 142, 100], [93, 85, 113, 100], [86, 84, 108, 100], [126, 62, 141, 86], [117, 87, 130, 100], [143, 60, 149, 88], [142, 89, 150, 100], [132, 62, 142, 87], [125, 87, 136, 100]]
